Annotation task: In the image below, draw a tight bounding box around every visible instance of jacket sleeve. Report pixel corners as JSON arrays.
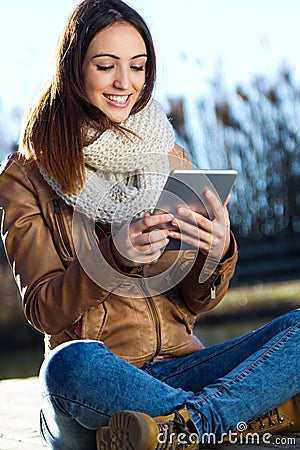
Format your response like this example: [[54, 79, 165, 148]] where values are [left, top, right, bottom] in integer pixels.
[[0, 157, 116, 335], [177, 232, 238, 315]]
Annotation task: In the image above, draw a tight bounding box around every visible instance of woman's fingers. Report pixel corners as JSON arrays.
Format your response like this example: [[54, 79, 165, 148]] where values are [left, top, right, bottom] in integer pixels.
[[133, 212, 174, 234], [166, 190, 231, 256], [118, 214, 171, 264], [138, 228, 169, 251], [204, 190, 227, 223], [224, 193, 231, 207], [172, 207, 211, 234], [115, 192, 230, 265], [144, 236, 170, 255], [168, 228, 209, 252]]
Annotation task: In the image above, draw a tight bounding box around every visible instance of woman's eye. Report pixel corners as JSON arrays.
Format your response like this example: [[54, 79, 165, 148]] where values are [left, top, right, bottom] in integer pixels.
[[131, 65, 145, 72], [96, 65, 114, 71]]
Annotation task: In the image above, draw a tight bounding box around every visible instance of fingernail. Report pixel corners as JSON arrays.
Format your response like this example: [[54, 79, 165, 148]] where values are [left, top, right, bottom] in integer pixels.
[[205, 190, 212, 198]]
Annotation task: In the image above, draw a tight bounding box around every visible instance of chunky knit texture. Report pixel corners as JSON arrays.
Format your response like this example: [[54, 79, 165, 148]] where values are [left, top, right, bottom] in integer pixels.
[[39, 100, 175, 227]]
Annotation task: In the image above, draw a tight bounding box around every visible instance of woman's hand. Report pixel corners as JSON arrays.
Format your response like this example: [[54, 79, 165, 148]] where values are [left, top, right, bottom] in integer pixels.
[[168, 189, 231, 261], [111, 213, 173, 267]]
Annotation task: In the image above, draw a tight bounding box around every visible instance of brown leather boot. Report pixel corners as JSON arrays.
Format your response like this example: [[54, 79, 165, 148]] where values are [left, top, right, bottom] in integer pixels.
[[96, 407, 199, 449], [222, 393, 300, 444], [246, 393, 300, 435]]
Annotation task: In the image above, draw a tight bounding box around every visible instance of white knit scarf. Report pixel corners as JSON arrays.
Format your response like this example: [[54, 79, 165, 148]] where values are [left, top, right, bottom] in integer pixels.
[[40, 100, 175, 228]]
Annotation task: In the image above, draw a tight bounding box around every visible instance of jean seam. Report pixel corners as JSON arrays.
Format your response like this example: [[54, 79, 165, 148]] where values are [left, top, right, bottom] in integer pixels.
[[156, 332, 260, 382], [44, 393, 111, 419], [193, 321, 300, 407]]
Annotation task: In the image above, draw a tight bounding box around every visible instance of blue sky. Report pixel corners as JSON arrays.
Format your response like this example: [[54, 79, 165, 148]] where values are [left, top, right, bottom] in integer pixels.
[[1, 0, 300, 142]]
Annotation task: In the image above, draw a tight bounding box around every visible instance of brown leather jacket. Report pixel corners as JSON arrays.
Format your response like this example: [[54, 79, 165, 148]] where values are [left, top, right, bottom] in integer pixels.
[[0, 146, 238, 368]]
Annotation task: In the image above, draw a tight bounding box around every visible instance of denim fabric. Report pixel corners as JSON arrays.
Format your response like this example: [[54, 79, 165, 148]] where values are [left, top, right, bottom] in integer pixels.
[[40, 310, 300, 449]]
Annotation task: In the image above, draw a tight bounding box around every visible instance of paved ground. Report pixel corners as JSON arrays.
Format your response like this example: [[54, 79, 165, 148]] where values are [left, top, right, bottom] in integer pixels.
[[0, 377, 299, 450], [0, 377, 46, 449]]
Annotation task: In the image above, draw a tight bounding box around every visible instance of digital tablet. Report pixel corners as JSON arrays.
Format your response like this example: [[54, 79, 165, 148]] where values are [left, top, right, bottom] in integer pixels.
[[154, 169, 238, 250]]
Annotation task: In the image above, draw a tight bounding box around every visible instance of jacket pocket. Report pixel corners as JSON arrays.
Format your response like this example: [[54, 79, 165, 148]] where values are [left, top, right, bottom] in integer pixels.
[[81, 302, 107, 341]]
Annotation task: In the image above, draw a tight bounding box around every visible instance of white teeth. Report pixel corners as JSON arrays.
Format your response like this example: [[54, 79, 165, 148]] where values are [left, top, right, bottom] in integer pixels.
[[106, 95, 129, 103]]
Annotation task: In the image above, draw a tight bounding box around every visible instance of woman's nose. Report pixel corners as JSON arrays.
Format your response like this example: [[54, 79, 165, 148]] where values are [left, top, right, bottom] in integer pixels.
[[113, 67, 131, 90]]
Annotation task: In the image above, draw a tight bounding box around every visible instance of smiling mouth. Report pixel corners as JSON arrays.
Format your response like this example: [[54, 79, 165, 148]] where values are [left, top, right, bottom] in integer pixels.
[[104, 94, 131, 104]]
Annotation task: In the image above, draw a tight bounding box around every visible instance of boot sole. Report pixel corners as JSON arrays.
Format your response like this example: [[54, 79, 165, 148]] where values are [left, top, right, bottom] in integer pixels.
[[96, 427, 110, 450], [97, 411, 157, 450]]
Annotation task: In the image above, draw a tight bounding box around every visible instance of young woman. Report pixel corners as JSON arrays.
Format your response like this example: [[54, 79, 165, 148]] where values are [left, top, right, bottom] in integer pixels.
[[0, 0, 299, 449]]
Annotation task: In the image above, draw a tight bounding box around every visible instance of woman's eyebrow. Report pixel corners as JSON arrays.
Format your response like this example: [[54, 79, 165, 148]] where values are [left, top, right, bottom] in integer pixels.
[[131, 53, 147, 60], [92, 53, 147, 60]]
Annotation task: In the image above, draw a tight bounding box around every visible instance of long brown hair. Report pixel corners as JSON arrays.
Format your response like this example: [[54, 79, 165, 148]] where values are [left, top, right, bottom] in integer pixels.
[[20, 0, 156, 193]]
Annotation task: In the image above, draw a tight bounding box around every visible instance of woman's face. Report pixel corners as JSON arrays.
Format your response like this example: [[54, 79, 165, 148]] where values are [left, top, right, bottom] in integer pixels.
[[82, 23, 147, 123]]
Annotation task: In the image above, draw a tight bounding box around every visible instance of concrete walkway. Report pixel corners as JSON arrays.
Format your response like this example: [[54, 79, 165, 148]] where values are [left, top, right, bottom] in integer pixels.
[[1, 377, 299, 450], [0, 377, 46, 449]]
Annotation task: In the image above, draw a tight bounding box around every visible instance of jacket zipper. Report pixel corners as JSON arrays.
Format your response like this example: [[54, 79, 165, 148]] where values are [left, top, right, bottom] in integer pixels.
[[210, 274, 224, 299], [210, 282, 217, 299], [52, 199, 72, 256], [139, 278, 162, 357]]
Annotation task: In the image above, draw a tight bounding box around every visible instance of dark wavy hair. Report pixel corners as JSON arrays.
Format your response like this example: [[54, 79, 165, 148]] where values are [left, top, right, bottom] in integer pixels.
[[20, 0, 156, 193]]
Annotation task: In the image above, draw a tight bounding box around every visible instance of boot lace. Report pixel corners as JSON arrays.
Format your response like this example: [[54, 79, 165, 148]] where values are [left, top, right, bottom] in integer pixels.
[[155, 410, 196, 450], [248, 408, 284, 431]]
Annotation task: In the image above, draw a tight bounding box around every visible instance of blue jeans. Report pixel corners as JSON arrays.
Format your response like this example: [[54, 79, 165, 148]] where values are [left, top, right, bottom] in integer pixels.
[[40, 309, 300, 449]]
